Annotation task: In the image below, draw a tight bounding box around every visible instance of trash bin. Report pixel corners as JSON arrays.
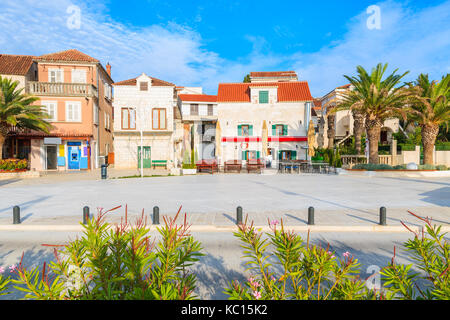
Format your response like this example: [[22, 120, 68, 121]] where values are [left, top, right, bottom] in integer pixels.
[[101, 164, 107, 179]]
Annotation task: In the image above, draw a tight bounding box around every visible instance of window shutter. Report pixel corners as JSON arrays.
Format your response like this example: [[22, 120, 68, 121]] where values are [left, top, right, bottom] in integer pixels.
[[291, 151, 297, 160], [242, 151, 246, 160], [257, 151, 260, 159], [278, 151, 282, 160], [283, 125, 288, 136], [259, 91, 269, 103], [249, 125, 253, 136], [272, 125, 276, 136], [238, 125, 242, 136]]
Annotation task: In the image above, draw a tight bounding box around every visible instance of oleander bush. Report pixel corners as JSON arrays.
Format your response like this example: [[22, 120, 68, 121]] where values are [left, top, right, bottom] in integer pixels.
[[0, 159, 28, 171], [380, 212, 450, 299], [0, 270, 11, 297], [224, 218, 377, 300], [352, 163, 394, 170], [10, 206, 204, 300]]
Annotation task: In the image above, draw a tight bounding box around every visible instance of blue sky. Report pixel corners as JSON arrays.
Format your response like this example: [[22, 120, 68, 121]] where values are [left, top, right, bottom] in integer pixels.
[[0, 0, 449, 96]]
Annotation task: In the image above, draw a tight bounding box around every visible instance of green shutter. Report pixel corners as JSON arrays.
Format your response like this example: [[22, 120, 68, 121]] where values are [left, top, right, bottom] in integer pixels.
[[278, 151, 282, 160], [238, 125, 242, 136], [242, 151, 247, 160], [272, 125, 276, 136], [291, 151, 297, 160], [283, 125, 288, 136], [259, 91, 269, 103], [249, 125, 253, 136], [257, 151, 260, 159]]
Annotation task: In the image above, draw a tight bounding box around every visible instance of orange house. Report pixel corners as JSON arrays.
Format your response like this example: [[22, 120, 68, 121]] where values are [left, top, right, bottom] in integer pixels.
[[14, 49, 114, 171]]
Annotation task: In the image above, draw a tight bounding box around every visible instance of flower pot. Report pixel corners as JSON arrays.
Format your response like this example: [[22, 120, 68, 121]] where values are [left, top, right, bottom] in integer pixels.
[[182, 168, 197, 175]]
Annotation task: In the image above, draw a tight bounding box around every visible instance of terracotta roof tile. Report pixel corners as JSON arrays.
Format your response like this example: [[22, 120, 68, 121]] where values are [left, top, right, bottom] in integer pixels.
[[217, 81, 313, 102], [250, 71, 297, 78], [114, 76, 175, 87], [37, 49, 99, 63], [0, 54, 34, 76], [178, 94, 217, 102]]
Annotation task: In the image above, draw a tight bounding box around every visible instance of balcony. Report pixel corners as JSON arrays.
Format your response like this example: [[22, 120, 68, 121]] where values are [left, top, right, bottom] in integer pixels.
[[28, 82, 98, 98]]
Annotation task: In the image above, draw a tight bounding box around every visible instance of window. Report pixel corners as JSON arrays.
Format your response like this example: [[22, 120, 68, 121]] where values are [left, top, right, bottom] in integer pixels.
[[140, 82, 148, 91], [121, 108, 136, 129], [273, 124, 288, 136], [242, 151, 260, 160], [49, 69, 63, 83], [238, 124, 252, 136], [42, 101, 57, 121], [71, 69, 86, 83], [259, 91, 269, 104], [152, 108, 166, 130], [190, 104, 199, 116], [207, 104, 214, 116], [104, 82, 112, 100], [66, 102, 81, 122], [93, 103, 99, 125]]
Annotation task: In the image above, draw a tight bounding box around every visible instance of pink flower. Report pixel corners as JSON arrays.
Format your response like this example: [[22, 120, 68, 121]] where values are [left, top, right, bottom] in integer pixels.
[[252, 291, 262, 299], [343, 251, 350, 258], [271, 275, 276, 281], [327, 251, 335, 258], [9, 264, 16, 273], [0, 267, 4, 274], [248, 277, 254, 283], [270, 220, 279, 226]]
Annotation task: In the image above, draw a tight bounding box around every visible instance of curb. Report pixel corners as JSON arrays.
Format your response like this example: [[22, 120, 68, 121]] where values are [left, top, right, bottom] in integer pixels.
[[0, 224, 448, 233]]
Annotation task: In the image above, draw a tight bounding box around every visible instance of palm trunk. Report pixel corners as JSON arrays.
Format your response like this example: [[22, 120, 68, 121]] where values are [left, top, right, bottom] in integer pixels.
[[0, 134, 5, 160], [422, 124, 439, 165], [366, 117, 382, 164], [327, 114, 336, 149], [353, 111, 365, 154]]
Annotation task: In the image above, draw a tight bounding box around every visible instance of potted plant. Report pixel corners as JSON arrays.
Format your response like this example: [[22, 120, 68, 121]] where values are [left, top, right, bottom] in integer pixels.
[[181, 149, 197, 175]]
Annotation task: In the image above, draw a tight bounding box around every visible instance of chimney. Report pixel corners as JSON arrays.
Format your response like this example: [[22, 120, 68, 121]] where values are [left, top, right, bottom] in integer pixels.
[[106, 63, 111, 77]]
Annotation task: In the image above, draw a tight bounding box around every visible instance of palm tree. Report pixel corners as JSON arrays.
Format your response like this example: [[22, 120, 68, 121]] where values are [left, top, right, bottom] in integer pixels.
[[352, 109, 365, 154], [337, 63, 410, 164], [0, 76, 52, 159], [407, 74, 450, 165]]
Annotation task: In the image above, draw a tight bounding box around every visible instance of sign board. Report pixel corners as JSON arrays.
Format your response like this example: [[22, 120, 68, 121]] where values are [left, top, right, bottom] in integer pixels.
[[44, 137, 62, 145]]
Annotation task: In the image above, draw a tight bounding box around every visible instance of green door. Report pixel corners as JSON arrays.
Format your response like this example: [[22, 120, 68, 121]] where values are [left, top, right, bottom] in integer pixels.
[[138, 146, 151, 168]]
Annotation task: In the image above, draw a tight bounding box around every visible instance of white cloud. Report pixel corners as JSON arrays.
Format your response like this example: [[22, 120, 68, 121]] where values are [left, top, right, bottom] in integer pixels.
[[0, 0, 448, 96], [292, 0, 450, 96]]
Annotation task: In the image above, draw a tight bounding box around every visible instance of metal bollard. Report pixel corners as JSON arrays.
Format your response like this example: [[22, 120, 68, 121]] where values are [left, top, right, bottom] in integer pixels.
[[101, 164, 107, 179], [308, 207, 315, 225], [13, 206, 20, 224], [236, 206, 243, 225], [379, 207, 387, 226], [153, 206, 160, 225], [83, 206, 90, 224]]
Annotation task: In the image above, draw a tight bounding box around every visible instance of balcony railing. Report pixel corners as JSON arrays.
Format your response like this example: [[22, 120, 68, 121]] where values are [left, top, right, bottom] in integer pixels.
[[28, 82, 98, 98]]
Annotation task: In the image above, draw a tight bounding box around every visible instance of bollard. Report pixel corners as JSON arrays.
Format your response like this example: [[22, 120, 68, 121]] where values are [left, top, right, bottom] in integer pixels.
[[13, 206, 20, 224], [101, 164, 107, 179], [83, 206, 90, 224], [307, 207, 315, 225], [236, 206, 243, 225], [379, 207, 387, 226], [153, 206, 160, 225]]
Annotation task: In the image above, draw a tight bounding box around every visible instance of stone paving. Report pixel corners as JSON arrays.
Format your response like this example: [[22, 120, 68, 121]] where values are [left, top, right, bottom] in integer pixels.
[[0, 172, 449, 227]]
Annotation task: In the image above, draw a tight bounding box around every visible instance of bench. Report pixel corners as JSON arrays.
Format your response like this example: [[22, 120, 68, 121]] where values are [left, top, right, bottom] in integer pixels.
[[224, 160, 242, 173], [196, 160, 219, 174], [246, 159, 264, 173], [152, 160, 167, 169]]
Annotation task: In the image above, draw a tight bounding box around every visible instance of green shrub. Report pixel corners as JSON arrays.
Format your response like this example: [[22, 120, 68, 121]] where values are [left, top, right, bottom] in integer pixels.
[[352, 163, 393, 170], [224, 218, 375, 300], [0, 271, 11, 297], [435, 142, 450, 151], [436, 165, 447, 171], [418, 164, 436, 170], [393, 164, 407, 170], [11, 206, 204, 300]]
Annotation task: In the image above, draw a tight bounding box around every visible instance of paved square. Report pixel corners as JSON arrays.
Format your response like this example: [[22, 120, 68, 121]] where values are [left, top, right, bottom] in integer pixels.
[[1, 173, 449, 227]]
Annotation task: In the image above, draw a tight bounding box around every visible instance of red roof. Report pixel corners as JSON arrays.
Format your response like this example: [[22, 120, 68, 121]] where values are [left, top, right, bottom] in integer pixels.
[[178, 94, 217, 103], [37, 49, 99, 63], [337, 84, 351, 89], [250, 71, 297, 78], [0, 54, 35, 76], [114, 76, 175, 87], [217, 82, 313, 102], [313, 98, 322, 110]]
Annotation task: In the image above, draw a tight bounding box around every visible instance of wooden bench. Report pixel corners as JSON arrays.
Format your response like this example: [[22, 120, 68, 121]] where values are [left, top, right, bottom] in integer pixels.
[[246, 159, 264, 173], [224, 160, 242, 173], [152, 160, 167, 169], [196, 160, 219, 174]]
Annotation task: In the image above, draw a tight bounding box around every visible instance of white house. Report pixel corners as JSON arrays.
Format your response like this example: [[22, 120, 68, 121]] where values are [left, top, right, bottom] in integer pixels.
[[216, 72, 314, 166], [112, 73, 177, 169]]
